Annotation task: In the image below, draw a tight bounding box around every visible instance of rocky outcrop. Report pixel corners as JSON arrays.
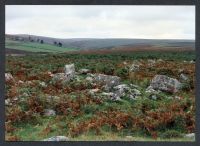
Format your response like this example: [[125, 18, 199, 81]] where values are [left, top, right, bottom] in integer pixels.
[[51, 64, 75, 84], [64, 64, 75, 78], [87, 73, 121, 91], [101, 84, 141, 101], [150, 75, 182, 93]]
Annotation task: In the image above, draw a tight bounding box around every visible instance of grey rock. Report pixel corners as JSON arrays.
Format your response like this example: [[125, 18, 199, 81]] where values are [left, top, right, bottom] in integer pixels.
[[5, 73, 14, 83], [43, 136, 69, 141], [102, 92, 122, 101], [85, 76, 93, 82], [184, 133, 195, 140], [189, 60, 195, 64], [125, 136, 133, 139], [5, 99, 11, 106], [39, 81, 47, 88], [44, 109, 56, 116], [145, 86, 160, 94], [88, 88, 100, 96], [174, 96, 181, 100], [18, 80, 24, 84], [113, 84, 141, 100], [123, 61, 128, 65], [79, 69, 90, 74], [88, 74, 121, 91], [157, 59, 163, 62], [52, 73, 72, 84], [64, 64, 75, 78], [178, 69, 184, 73], [129, 64, 140, 72], [52, 64, 75, 84], [147, 59, 156, 67], [180, 73, 189, 81], [150, 75, 182, 93]]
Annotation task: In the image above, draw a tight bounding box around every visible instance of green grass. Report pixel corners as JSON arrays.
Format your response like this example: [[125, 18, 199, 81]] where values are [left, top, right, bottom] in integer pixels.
[[6, 39, 76, 53], [12, 117, 194, 141]]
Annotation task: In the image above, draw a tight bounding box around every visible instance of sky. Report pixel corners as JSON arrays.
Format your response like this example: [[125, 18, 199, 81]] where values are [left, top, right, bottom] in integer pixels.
[[6, 5, 195, 39]]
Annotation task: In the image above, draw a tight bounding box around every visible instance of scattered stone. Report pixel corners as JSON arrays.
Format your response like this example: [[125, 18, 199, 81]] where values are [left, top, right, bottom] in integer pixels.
[[112, 84, 141, 100], [180, 73, 189, 81], [51, 64, 76, 84], [129, 64, 140, 72], [150, 75, 182, 93], [39, 81, 47, 88], [5, 99, 11, 106], [125, 136, 133, 139], [174, 96, 181, 100], [43, 136, 69, 141], [52, 73, 72, 84], [43, 109, 56, 116], [189, 60, 195, 64], [123, 61, 128, 65], [22, 93, 29, 97], [88, 88, 100, 96], [13, 97, 18, 101], [178, 69, 184, 73], [88, 74, 121, 91], [26, 81, 33, 85], [18, 80, 24, 85], [132, 88, 141, 96], [85, 76, 93, 82], [79, 69, 90, 74], [5, 73, 15, 83], [184, 133, 195, 140], [102, 92, 122, 101], [147, 59, 156, 67], [64, 64, 75, 78], [47, 71, 54, 77], [157, 59, 163, 62], [145, 86, 162, 100]]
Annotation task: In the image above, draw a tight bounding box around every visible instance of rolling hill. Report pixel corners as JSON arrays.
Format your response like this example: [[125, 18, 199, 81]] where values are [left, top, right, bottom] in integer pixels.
[[5, 34, 195, 53]]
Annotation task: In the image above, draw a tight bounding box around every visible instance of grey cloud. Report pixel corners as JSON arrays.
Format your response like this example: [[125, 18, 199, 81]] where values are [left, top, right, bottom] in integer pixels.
[[6, 5, 195, 39]]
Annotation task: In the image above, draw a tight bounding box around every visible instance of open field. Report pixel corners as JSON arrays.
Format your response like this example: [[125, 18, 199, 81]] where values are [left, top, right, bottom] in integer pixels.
[[6, 39, 76, 53], [5, 51, 195, 141]]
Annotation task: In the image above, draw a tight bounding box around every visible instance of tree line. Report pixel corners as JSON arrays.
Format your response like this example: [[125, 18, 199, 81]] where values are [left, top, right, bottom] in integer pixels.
[[10, 36, 63, 47]]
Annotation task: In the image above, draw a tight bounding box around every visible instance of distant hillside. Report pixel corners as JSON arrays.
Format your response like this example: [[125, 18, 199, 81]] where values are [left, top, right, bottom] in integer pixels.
[[6, 34, 195, 53]]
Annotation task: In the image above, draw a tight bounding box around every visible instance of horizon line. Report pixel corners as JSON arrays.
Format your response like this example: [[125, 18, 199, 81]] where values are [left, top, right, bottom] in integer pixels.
[[5, 33, 195, 41]]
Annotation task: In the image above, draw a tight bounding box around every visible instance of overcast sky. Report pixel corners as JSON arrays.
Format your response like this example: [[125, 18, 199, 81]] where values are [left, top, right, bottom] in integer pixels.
[[6, 5, 195, 39]]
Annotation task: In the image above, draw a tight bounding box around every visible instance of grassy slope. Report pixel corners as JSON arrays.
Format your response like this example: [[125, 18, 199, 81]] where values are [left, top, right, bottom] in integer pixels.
[[6, 39, 76, 53]]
